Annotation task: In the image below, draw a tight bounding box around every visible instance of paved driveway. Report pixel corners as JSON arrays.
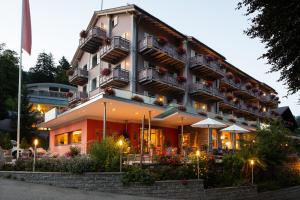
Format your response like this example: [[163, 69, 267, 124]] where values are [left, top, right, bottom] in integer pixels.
[[0, 178, 164, 200]]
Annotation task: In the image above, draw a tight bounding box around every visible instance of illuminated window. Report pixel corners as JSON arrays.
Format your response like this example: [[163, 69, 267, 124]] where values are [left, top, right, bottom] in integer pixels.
[[55, 133, 68, 146], [71, 131, 82, 144], [194, 101, 207, 111]]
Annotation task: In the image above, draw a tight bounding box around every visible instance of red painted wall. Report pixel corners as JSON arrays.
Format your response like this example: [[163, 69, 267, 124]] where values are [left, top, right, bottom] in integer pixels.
[[165, 127, 179, 147]]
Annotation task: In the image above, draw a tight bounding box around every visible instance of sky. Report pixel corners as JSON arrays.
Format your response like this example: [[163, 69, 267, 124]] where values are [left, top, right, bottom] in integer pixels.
[[0, 0, 299, 116]]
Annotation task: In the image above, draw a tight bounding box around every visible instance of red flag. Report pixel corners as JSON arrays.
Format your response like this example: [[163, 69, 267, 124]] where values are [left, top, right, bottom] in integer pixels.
[[22, 0, 32, 55]]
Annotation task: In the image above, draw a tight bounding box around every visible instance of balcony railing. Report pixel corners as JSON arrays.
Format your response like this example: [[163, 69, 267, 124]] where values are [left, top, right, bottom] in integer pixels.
[[139, 35, 186, 68], [190, 55, 225, 78], [221, 76, 240, 90], [189, 83, 224, 101], [79, 27, 107, 53], [138, 68, 185, 93], [100, 36, 130, 64], [28, 90, 68, 99], [68, 68, 88, 86], [69, 92, 88, 105], [99, 67, 129, 88]]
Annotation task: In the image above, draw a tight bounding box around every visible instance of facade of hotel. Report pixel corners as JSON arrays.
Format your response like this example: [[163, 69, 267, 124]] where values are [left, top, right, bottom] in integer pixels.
[[41, 5, 279, 156]]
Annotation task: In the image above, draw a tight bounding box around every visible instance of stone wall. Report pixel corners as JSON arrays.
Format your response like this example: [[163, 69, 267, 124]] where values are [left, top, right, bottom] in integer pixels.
[[0, 171, 205, 200], [205, 186, 258, 200], [258, 185, 300, 200]]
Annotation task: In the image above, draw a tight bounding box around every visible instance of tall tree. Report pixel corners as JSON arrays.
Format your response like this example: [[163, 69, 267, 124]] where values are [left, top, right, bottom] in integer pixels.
[[28, 52, 56, 83], [55, 56, 70, 84], [237, 1, 300, 98], [0, 44, 19, 119]]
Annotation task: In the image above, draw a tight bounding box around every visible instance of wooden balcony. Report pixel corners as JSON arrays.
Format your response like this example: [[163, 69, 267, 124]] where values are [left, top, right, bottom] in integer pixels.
[[138, 68, 185, 94], [99, 68, 129, 88], [220, 77, 240, 91], [139, 36, 186, 68], [190, 55, 225, 79], [68, 92, 88, 106], [189, 83, 224, 102], [79, 27, 107, 54], [260, 95, 279, 107], [234, 84, 258, 100], [100, 36, 130, 64], [219, 98, 241, 112], [68, 68, 88, 86]]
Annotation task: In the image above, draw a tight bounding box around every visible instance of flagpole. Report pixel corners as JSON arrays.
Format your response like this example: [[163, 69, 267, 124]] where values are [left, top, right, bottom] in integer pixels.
[[17, 0, 24, 160]]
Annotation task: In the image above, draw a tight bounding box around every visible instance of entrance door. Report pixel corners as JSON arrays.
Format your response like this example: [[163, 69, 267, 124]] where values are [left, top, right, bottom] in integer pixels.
[[140, 128, 164, 154]]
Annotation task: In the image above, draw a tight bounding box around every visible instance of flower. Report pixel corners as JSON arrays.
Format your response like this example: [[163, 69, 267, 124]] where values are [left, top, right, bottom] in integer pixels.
[[176, 76, 187, 83], [157, 67, 168, 75], [235, 77, 241, 84], [157, 36, 168, 45], [104, 87, 115, 96], [101, 68, 111, 76], [177, 46, 186, 55], [80, 30, 87, 38]]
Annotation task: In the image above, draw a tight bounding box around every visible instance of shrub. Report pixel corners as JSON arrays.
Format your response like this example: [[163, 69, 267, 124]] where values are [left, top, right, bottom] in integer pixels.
[[90, 137, 120, 172], [65, 146, 81, 158], [63, 156, 96, 174], [0, 132, 12, 150], [156, 155, 181, 166], [122, 167, 155, 186]]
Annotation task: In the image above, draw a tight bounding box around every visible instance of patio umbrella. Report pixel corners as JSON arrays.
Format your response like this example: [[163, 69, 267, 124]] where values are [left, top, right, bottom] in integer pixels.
[[191, 118, 226, 153], [220, 124, 249, 151]]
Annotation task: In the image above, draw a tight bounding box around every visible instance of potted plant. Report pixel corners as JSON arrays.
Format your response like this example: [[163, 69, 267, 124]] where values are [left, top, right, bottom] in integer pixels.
[[177, 105, 186, 112], [131, 95, 144, 103], [104, 87, 115, 96], [154, 99, 164, 106], [235, 77, 241, 84], [245, 82, 252, 90], [177, 46, 186, 55], [206, 55, 214, 62], [67, 92, 73, 98], [101, 68, 111, 76], [157, 36, 168, 45], [176, 76, 186, 83], [157, 67, 168, 75], [226, 72, 234, 80], [226, 93, 234, 101], [80, 30, 87, 38]]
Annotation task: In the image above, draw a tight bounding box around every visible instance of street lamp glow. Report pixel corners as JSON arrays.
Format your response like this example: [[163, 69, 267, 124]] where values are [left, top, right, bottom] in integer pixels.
[[196, 150, 200, 157], [250, 159, 255, 184], [250, 159, 254, 165], [196, 150, 200, 180], [118, 139, 123, 147], [34, 139, 38, 146]]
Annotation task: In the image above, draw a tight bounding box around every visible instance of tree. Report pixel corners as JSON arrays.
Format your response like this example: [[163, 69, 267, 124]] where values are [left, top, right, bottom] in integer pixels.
[[55, 56, 70, 84], [28, 52, 56, 83], [0, 44, 19, 119], [237, 1, 300, 98]]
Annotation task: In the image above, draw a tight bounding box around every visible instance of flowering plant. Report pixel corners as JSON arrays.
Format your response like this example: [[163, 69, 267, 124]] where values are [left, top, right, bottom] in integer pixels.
[[157, 36, 168, 45], [206, 55, 214, 62], [67, 92, 73, 98], [157, 67, 168, 75], [176, 76, 186, 83], [101, 68, 111, 76], [80, 30, 87, 38], [156, 155, 181, 166], [104, 87, 115, 96], [234, 77, 241, 84], [177, 46, 186, 55], [226, 72, 234, 80], [245, 82, 252, 90]]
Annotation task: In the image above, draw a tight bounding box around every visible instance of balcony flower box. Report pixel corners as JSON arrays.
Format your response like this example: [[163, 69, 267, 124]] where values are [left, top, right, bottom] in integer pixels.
[[245, 82, 252, 90], [206, 55, 214, 62], [226, 93, 234, 101], [176, 46, 186, 55], [157, 67, 168, 75], [104, 87, 115, 96], [177, 105, 186, 112], [101, 68, 111, 76], [154, 99, 164, 106], [176, 76, 186, 83], [157, 36, 168, 45], [131, 95, 144, 103], [67, 92, 73, 97], [219, 87, 227, 93], [80, 30, 87, 38], [235, 77, 241, 84], [226, 72, 234, 80]]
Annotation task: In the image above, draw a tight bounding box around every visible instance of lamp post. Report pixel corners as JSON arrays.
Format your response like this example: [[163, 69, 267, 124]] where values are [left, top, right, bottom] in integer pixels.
[[196, 150, 200, 180], [118, 139, 123, 172], [33, 139, 38, 172], [250, 159, 254, 184]]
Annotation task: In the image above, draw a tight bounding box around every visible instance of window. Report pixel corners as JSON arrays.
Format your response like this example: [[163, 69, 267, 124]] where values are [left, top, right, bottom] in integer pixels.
[[71, 131, 82, 144], [49, 87, 59, 91], [91, 78, 97, 90], [92, 55, 97, 67], [83, 64, 87, 71], [194, 101, 207, 111], [83, 85, 87, 93], [60, 88, 69, 93], [112, 16, 118, 27], [55, 133, 68, 146]]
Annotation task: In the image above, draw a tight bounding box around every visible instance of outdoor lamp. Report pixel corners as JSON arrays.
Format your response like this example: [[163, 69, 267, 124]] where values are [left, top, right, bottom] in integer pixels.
[[33, 139, 39, 172], [250, 159, 254, 184], [196, 150, 200, 180], [118, 139, 123, 172]]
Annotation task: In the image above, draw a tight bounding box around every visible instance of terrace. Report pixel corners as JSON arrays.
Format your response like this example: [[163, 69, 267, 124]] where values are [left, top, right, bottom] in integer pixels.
[[79, 27, 107, 54], [189, 83, 224, 102], [67, 67, 88, 86], [99, 67, 130, 88]]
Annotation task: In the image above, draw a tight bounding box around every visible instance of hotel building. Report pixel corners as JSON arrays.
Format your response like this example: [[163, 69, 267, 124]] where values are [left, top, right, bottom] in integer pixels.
[[40, 5, 279, 155]]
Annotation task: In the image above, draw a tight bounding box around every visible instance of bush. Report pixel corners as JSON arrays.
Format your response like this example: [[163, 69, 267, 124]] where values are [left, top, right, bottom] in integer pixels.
[[90, 137, 120, 172], [122, 166, 155, 186], [62, 156, 96, 174], [65, 146, 81, 158], [0, 132, 12, 150], [156, 155, 181, 166]]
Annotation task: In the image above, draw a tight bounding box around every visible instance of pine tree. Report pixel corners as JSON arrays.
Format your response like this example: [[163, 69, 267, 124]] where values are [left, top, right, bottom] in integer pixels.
[[55, 56, 70, 84]]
